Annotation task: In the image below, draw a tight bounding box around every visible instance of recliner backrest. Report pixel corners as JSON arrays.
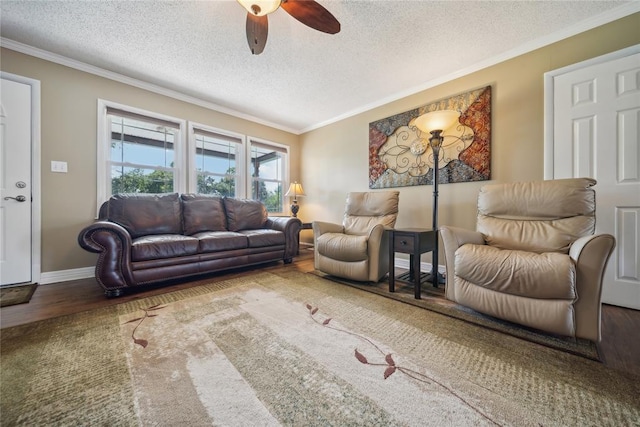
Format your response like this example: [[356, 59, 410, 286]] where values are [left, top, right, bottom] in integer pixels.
[[476, 178, 596, 253], [343, 191, 399, 235]]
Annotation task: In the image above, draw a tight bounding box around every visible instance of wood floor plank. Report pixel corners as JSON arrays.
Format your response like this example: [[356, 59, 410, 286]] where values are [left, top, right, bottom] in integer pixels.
[[1, 250, 638, 378]]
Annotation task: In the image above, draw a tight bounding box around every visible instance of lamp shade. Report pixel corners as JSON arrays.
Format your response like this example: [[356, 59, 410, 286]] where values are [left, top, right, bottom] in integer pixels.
[[237, 0, 281, 16], [414, 110, 460, 133], [285, 182, 306, 199]]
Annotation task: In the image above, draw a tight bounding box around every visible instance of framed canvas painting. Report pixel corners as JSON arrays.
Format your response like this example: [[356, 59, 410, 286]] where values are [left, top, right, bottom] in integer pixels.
[[369, 86, 491, 188]]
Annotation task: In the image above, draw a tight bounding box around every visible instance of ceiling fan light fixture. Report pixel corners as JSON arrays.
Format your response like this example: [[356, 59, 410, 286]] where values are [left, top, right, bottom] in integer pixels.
[[237, 0, 281, 16]]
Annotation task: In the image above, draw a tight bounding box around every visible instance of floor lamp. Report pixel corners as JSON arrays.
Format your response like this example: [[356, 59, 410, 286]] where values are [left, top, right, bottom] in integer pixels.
[[414, 110, 460, 286]]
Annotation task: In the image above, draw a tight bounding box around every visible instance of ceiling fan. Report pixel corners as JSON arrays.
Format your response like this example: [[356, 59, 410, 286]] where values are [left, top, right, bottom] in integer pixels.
[[237, 0, 341, 55]]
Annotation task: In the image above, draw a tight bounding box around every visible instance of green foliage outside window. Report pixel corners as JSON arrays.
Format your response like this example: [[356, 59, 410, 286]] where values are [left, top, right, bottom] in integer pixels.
[[197, 173, 235, 197], [112, 169, 173, 194], [112, 167, 283, 213], [251, 180, 282, 213]]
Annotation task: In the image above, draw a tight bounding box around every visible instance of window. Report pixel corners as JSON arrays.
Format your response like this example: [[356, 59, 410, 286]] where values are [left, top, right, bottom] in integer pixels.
[[97, 100, 290, 215], [249, 139, 289, 213], [97, 101, 186, 211], [189, 124, 244, 197]]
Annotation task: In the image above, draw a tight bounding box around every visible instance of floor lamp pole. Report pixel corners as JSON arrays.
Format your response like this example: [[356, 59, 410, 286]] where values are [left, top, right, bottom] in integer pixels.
[[413, 110, 460, 288], [429, 132, 444, 287], [431, 141, 440, 288]]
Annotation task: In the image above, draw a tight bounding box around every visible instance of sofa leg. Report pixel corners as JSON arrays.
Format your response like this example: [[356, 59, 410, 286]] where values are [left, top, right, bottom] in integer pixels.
[[284, 258, 293, 264], [105, 288, 124, 298]]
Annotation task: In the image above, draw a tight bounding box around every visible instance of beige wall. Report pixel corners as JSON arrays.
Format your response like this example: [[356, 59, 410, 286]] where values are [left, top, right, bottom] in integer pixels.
[[1, 13, 638, 275], [0, 49, 301, 272], [298, 13, 640, 268]]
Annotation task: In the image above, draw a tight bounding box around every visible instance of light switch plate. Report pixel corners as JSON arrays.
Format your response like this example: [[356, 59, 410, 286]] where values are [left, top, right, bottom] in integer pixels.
[[51, 160, 68, 173]]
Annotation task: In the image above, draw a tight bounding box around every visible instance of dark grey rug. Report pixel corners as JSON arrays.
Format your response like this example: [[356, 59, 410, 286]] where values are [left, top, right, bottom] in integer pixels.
[[309, 270, 600, 361]]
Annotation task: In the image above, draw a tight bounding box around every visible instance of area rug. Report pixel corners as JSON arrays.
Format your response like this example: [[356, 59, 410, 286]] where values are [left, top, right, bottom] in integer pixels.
[[1, 271, 638, 426], [0, 283, 37, 307], [310, 271, 600, 360]]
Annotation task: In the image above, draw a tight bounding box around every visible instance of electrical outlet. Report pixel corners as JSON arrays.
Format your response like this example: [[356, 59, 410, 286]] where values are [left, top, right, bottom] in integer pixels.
[[51, 161, 68, 173]]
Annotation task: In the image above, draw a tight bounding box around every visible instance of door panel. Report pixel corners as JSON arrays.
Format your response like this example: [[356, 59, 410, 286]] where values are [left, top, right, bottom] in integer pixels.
[[0, 77, 32, 285], [547, 49, 640, 309]]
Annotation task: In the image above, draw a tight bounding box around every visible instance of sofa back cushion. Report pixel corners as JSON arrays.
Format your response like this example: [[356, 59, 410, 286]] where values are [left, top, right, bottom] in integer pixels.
[[104, 193, 182, 238], [223, 198, 267, 231], [181, 194, 227, 235], [476, 178, 596, 253]]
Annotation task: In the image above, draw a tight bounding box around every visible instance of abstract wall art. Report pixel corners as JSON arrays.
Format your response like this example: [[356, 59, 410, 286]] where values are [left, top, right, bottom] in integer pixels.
[[369, 86, 491, 189]]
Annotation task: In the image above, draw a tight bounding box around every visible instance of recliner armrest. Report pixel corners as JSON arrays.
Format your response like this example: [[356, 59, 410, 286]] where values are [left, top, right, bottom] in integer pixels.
[[569, 233, 615, 342], [440, 226, 485, 301], [366, 224, 392, 281], [312, 221, 344, 270], [312, 221, 344, 236]]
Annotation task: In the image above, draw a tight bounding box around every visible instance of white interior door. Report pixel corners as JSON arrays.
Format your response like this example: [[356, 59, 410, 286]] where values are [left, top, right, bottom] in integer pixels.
[[1, 76, 35, 286], [545, 46, 640, 309]]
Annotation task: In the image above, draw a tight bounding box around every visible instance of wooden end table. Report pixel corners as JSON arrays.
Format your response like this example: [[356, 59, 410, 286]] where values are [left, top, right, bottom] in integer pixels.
[[388, 228, 436, 299]]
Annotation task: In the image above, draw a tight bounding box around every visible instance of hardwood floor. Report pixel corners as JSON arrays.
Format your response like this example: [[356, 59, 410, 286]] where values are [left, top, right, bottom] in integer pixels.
[[2, 249, 639, 378]]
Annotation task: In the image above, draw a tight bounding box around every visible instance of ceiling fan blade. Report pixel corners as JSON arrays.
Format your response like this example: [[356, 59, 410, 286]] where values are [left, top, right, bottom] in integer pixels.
[[280, 0, 340, 34], [246, 12, 268, 55]]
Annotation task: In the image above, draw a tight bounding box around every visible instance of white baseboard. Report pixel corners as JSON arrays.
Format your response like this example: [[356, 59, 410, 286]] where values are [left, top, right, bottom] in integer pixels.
[[39, 267, 94, 285], [394, 258, 445, 275]]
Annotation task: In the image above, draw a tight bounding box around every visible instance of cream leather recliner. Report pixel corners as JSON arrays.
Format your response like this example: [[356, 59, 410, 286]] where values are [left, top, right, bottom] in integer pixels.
[[441, 178, 615, 342], [313, 191, 399, 282]]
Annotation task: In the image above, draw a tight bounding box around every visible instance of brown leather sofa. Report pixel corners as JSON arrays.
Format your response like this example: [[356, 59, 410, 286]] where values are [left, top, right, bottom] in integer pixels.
[[78, 193, 301, 297]]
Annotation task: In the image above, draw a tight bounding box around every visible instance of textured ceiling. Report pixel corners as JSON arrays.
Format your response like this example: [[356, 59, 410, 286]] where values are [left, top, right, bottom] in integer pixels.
[[1, 1, 637, 133]]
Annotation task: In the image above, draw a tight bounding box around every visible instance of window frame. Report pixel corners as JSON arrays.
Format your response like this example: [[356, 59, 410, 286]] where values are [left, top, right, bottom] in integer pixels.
[[247, 136, 290, 216], [187, 122, 246, 197], [96, 101, 291, 216], [96, 99, 186, 214]]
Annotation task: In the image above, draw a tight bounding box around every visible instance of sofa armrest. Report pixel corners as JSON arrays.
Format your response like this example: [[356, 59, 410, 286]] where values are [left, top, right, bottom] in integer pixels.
[[77, 221, 136, 292], [569, 233, 615, 342], [266, 216, 301, 233], [266, 216, 302, 259], [440, 226, 485, 301]]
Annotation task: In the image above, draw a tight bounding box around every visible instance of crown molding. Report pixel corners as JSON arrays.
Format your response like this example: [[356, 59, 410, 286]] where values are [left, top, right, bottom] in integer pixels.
[[299, 2, 640, 134], [2, 1, 638, 136], [0, 37, 300, 135]]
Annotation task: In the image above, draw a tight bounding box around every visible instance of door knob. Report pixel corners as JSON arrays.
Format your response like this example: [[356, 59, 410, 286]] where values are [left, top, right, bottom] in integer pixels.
[[4, 195, 27, 202]]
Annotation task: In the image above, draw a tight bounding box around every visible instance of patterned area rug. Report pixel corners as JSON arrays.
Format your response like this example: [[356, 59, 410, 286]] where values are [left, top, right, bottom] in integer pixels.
[[0, 283, 37, 307], [309, 271, 600, 360], [1, 271, 638, 425]]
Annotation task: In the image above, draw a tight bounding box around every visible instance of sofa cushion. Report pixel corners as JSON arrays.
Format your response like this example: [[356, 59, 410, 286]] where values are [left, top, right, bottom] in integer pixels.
[[455, 244, 576, 300], [131, 234, 199, 261], [106, 193, 182, 239], [223, 198, 268, 231], [239, 229, 285, 248], [195, 231, 248, 253], [181, 194, 227, 235], [316, 233, 368, 262]]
